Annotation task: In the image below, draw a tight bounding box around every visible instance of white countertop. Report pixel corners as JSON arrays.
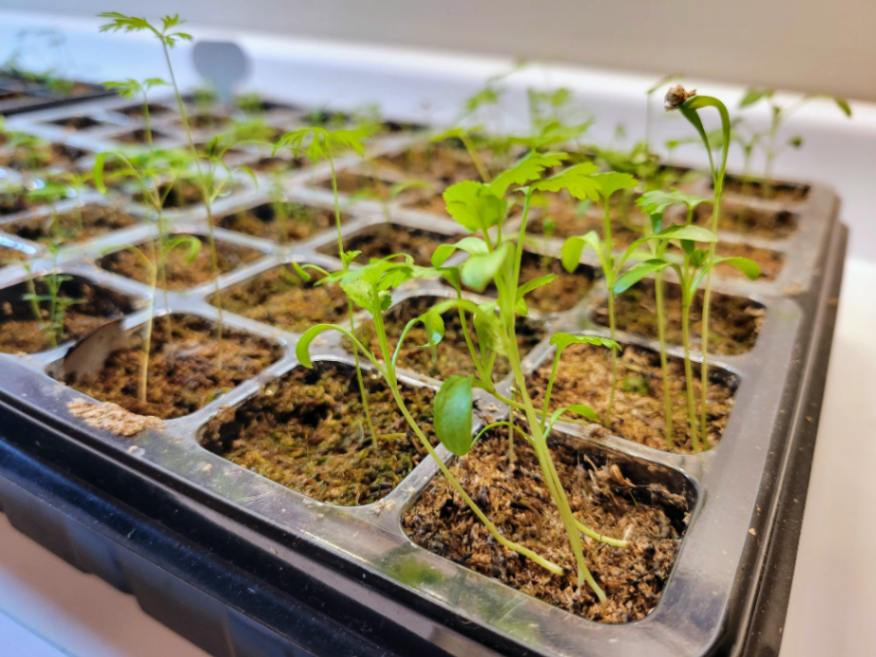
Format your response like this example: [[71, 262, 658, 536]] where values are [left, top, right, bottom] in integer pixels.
[[2, 256, 874, 656]]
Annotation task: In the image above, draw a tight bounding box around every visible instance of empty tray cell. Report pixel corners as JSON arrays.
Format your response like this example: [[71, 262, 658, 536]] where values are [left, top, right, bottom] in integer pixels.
[[59, 313, 281, 419], [47, 115, 107, 131], [200, 360, 437, 506], [320, 222, 451, 267], [1, 203, 138, 247], [235, 95, 297, 114], [99, 234, 262, 289], [526, 339, 737, 452], [476, 252, 596, 314], [695, 202, 799, 240], [593, 279, 764, 355], [0, 138, 85, 171], [0, 274, 136, 353], [175, 111, 232, 131], [240, 154, 305, 174], [721, 175, 810, 202], [216, 201, 348, 245], [211, 263, 348, 332], [355, 294, 544, 380], [403, 429, 694, 622], [111, 127, 173, 145]]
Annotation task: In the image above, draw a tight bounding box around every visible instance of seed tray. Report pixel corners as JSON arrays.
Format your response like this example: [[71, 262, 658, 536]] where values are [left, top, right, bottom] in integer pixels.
[[0, 74, 113, 116], [0, 94, 846, 657]]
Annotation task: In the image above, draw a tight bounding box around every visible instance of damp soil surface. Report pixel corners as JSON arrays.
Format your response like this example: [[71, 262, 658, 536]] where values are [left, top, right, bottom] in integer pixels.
[[2, 204, 138, 246], [527, 342, 735, 452], [321, 222, 452, 267], [403, 430, 690, 622], [696, 202, 798, 240], [0, 142, 85, 170], [200, 360, 436, 506], [314, 169, 425, 205], [100, 234, 261, 289], [714, 241, 784, 280], [373, 143, 483, 185], [114, 102, 173, 119], [113, 128, 172, 146], [49, 115, 106, 131], [722, 176, 809, 202], [211, 263, 348, 332], [355, 294, 544, 380], [217, 201, 347, 245], [527, 193, 646, 244], [65, 314, 280, 419], [0, 275, 135, 353], [478, 252, 595, 314], [595, 280, 764, 355]]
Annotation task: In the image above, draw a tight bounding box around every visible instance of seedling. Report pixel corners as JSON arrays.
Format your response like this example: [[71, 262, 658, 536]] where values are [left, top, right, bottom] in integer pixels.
[[554, 164, 638, 417], [665, 84, 733, 439], [274, 123, 382, 445], [737, 89, 851, 190], [614, 220, 758, 450], [296, 150, 632, 601], [103, 77, 168, 145]]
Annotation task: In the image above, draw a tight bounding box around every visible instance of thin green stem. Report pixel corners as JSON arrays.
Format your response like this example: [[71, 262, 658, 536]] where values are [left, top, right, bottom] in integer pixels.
[[654, 271, 674, 449], [681, 287, 701, 451]]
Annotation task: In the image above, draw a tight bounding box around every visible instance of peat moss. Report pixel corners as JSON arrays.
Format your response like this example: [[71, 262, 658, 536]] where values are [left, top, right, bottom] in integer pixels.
[[217, 201, 347, 245], [211, 263, 348, 332], [321, 222, 452, 267], [0, 275, 134, 353], [200, 360, 436, 506], [2, 204, 137, 247], [527, 342, 735, 452], [65, 314, 280, 419], [99, 234, 261, 289], [403, 430, 690, 622], [595, 280, 764, 355]]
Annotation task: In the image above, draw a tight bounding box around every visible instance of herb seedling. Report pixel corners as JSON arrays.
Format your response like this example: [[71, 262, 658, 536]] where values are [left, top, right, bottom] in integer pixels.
[[103, 77, 168, 145], [274, 123, 382, 445], [664, 84, 733, 439], [554, 164, 638, 417], [297, 151, 631, 601], [737, 89, 851, 190]]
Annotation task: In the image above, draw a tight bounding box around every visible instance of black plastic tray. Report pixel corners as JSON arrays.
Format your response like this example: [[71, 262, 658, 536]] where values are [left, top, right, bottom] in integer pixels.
[[0, 93, 848, 657]]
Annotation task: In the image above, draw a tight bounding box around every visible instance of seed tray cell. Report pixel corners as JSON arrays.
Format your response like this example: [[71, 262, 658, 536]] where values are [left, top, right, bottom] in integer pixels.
[[0, 94, 847, 657]]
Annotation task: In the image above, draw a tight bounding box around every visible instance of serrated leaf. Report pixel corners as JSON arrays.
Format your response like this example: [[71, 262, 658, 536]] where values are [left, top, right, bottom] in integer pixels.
[[443, 181, 506, 233], [433, 375, 474, 456], [592, 171, 638, 199], [532, 162, 601, 201], [489, 150, 568, 196]]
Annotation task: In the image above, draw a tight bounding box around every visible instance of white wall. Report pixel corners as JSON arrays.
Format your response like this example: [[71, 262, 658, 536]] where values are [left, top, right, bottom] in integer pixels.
[[2, 0, 875, 102]]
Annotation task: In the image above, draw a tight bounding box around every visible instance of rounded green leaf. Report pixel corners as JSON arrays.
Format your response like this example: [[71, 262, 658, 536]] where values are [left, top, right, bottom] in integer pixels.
[[434, 375, 474, 456]]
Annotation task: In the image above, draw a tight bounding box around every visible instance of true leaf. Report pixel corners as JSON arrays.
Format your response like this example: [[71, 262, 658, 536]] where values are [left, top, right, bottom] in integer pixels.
[[489, 150, 568, 196], [443, 181, 506, 233], [614, 259, 670, 294], [431, 236, 488, 267]]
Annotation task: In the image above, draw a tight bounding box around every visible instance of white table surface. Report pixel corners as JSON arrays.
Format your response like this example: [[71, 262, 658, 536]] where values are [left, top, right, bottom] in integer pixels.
[[1, 256, 874, 655]]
